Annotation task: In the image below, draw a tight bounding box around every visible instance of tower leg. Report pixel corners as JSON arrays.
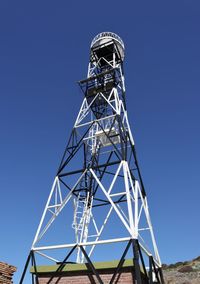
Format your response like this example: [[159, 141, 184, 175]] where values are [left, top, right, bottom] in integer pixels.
[[149, 255, 153, 284], [159, 268, 165, 284], [19, 252, 32, 284], [31, 252, 39, 284], [132, 239, 142, 284]]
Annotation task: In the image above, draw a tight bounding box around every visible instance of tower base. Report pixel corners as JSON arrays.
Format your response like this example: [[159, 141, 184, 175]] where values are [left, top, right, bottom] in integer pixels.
[[30, 259, 148, 284]]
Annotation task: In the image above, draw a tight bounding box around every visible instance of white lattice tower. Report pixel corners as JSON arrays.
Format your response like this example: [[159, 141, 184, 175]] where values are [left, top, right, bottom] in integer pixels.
[[20, 32, 164, 284]]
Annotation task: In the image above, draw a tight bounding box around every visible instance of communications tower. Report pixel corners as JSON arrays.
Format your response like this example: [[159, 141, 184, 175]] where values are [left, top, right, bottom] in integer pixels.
[[20, 32, 164, 284]]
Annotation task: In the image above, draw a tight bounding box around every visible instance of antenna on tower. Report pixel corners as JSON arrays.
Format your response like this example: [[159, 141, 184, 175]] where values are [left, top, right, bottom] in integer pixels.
[[20, 32, 164, 284]]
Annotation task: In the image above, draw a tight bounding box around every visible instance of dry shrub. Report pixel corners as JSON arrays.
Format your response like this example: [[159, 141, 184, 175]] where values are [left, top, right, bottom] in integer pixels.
[[178, 265, 193, 273]]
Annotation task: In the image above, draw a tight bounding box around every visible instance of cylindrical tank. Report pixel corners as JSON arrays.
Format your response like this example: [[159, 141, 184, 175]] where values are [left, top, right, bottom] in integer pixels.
[[90, 32, 125, 61]]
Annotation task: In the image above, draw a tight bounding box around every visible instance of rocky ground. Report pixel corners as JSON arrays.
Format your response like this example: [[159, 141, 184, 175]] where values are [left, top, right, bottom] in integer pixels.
[[162, 256, 200, 284]]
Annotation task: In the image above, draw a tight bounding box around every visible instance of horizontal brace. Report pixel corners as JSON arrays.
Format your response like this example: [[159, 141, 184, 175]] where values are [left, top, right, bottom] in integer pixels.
[[74, 114, 116, 128], [59, 161, 121, 177], [33, 240, 161, 268], [78, 68, 117, 84], [92, 198, 127, 208], [59, 168, 85, 177], [48, 204, 61, 209], [110, 192, 126, 197], [33, 237, 131, 251]]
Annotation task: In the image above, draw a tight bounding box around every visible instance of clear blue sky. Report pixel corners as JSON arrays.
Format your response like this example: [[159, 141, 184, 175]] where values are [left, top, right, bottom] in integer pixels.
[[0, 1, 199, 283]]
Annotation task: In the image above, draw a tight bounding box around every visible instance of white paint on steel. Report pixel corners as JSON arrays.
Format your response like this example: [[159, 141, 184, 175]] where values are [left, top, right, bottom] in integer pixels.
[[30, 32, 162, 270]]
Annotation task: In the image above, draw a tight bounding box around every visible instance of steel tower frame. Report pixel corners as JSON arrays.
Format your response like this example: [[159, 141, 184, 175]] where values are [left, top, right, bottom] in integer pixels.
[[20, 32, 164, 284]]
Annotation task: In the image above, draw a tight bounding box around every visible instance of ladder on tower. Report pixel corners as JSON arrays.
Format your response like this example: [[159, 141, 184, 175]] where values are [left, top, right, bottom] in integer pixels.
[[72, 191, 93, 263]]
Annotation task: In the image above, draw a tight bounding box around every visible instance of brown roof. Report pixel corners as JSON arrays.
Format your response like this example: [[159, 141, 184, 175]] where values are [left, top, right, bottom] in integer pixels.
[[0, 262, 17, 284]]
